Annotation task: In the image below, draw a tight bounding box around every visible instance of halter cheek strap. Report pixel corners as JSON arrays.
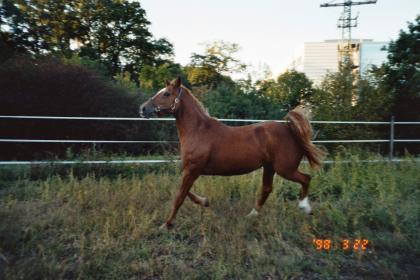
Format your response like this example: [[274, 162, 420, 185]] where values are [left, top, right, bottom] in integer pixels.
[[169, 88, 183, 113]]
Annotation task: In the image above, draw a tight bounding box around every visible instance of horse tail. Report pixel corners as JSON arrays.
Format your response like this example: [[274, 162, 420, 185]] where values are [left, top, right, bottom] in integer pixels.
[[285, 109, 325, 170]]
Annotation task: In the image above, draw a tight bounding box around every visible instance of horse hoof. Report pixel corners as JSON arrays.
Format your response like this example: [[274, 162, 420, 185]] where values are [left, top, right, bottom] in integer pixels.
[[298, 197, 312, 214], [159, 222, 174, 230], [246, 208, 259, 218], [203, 198, 210, 207]]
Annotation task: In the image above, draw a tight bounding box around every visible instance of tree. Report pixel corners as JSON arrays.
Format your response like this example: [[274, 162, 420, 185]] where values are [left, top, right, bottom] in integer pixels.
[[139, 62, 189, 92], [308, 62, 393, 143], [354, 65, 393, 121], [383, 15, 420, 122], [310, 62, 355, 121], [185, 41, 246, 89], [0, 0, 22, 60], [0, 0, 173, 80], [380, 15, 420, 153], [0, 0, 87, 55], [257, 70, 314, 109], [202, 84, 286, 120], [78, 0, 173, 80]]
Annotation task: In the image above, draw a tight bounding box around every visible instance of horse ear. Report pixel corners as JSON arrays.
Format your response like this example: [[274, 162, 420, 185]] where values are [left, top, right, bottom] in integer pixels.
[[166, 80, 171, 86], [174, 76, 181, 88]]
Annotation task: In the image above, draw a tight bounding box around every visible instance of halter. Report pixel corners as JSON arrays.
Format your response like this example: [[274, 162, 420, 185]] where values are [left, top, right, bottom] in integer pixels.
[[151, 88, 184, 114]]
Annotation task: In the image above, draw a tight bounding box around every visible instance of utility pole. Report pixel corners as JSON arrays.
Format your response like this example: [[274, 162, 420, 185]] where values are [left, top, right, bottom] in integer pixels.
[[320, 1, 377, 63]]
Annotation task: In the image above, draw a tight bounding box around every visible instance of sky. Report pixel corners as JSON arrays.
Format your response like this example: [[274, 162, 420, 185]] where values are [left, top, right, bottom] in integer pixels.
[[140, 0, 419, 78]]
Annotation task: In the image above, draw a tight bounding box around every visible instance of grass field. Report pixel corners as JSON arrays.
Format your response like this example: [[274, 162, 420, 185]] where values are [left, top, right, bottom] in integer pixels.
[[0, 155, 419, 279]]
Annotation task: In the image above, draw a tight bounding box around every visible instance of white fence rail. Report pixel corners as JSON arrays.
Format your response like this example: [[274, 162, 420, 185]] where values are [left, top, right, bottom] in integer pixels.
[[1, 139, 419, 144], [0, 115, 419, 165], [0, 159, 419, 166], [2, 115, 420, 124], [0, 139, 175, 143]]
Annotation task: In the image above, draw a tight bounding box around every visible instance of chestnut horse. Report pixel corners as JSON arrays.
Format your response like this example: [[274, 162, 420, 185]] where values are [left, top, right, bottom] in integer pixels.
[[140, 77, 325, 229]]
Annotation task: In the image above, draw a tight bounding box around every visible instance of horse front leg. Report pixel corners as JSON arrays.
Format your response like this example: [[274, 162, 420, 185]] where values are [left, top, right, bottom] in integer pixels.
[[188, 191, 209, 207], [161, 171, 199, 229]]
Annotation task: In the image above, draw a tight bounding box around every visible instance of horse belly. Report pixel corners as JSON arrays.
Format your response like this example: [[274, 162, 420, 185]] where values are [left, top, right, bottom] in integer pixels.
[[202, 148, 264, 176]]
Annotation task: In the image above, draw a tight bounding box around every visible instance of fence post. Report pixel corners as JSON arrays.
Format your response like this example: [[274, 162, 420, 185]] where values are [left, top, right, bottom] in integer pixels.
[[389, 116, 395, 160]]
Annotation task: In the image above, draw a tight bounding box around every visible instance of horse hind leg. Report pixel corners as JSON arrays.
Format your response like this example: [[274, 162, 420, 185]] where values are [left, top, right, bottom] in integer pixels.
[[282, 170, 312, 214], [247, 166, 275, 217]]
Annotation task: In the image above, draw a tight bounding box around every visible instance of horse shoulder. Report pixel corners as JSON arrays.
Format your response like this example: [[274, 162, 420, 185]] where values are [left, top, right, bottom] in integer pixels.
[[180, 138, 211, 170]]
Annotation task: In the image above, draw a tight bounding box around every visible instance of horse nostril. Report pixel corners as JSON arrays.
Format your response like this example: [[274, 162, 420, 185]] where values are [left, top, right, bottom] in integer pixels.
[[142, 107, 146, 112]]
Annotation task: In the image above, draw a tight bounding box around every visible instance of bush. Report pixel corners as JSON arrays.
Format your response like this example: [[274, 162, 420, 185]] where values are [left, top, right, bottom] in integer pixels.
[[0, 56, 175, 160]]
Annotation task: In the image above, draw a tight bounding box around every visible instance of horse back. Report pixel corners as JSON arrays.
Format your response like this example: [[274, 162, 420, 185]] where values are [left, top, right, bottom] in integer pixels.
[[197, 121, 302, 175]]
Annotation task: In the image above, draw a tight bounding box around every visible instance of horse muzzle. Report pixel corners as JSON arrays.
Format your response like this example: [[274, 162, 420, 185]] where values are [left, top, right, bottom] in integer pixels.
[[139, 103, 155, 118]]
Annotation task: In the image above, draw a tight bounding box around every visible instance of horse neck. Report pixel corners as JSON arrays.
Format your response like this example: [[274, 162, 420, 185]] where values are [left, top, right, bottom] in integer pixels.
[[175, 90, 209, 140]]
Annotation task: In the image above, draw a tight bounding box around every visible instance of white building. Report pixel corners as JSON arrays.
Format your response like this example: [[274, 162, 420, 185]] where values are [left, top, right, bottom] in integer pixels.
[[290, 39, 388, 85], [359, 41, 389, 74]]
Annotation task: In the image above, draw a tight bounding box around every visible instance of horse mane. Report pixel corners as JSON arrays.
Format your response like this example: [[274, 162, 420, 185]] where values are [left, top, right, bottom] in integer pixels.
[[181, 86, 210, 117]]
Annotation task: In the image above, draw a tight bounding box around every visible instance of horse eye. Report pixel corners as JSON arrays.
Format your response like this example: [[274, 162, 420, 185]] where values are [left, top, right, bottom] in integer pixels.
[[164, 92, 170, 97]]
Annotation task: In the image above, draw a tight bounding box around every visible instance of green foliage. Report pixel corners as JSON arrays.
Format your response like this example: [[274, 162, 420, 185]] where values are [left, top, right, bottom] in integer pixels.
[[139, 62, 189, 93], [0, 0, 173, 80], [77, 0, 173, 80], [190, 41, 246, 75], [308, 63, 393, 146], [62, 54, 110, 77], [202, 84, 287, 120], [311, 63, 355, 121], [353, 68, 393, 121], [1, 1, 418, 160], [381, 16, 420, 149], [0, 56, 175, 160], [384, 15, 420, 122], [258, 70, 314, 109], [311, 62, 390, 121], [1, 157, 419, 279], [305, 14, 419, 154], [185, 41, 245, 89]]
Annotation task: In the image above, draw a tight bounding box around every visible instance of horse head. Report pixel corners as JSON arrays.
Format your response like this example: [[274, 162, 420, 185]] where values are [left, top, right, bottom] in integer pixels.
[[139, 77, 183, 118]]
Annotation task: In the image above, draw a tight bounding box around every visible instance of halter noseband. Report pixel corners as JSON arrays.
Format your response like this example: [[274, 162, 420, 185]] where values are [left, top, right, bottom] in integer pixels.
[[152, 88, 184, 114]]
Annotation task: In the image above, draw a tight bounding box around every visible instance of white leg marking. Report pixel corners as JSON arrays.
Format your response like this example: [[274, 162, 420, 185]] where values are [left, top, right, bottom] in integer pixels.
[[246, 208, 259, 217], [298, 197, 312, 214]]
